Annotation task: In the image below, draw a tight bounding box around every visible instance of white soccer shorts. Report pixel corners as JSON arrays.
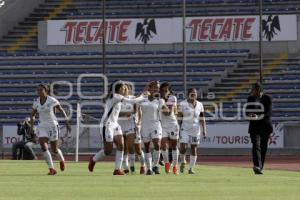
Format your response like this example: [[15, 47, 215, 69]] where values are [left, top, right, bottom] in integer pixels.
[[179, 131, 200, 145], [37, 125, 60, 142], [162, 124, 179, 140], [102, 123, 123, 143], [119, 120, 136, 136], [141, 126, 162, 143]]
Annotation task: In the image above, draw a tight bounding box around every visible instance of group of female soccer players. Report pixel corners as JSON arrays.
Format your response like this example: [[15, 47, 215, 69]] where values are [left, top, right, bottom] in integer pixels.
[[30, 81, 207, 176], [88, 80, 207, 175]]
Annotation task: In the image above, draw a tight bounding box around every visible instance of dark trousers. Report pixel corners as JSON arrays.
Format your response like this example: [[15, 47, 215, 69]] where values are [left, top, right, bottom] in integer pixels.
[[12, 141, 36, 160], [250, 133, 270, 169]]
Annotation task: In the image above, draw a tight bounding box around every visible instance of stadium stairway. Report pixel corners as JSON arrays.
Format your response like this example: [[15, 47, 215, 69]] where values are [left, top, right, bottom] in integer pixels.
[[2, 0, 300, 52], [204, 53, 300, 122]]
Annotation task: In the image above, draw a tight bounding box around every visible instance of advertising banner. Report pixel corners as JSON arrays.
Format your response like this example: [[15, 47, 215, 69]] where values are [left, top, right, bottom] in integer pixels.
[[46, 15, 297, 45]]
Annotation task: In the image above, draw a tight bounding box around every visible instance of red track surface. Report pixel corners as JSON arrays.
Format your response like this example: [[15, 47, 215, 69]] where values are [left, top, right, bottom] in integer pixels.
[[70, 155, 300, 172], [199, 156, 300, 172], [3, 155, 299, 171]]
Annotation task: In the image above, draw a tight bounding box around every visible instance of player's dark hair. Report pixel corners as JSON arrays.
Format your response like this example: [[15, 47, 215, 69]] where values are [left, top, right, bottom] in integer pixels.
[[38, 84, 49, 92], [187, 88, 197, 95], [160, 82, 173, 95], [107, 80, 124, 99], [252, 82, 263, 93], [149, 80, 160, 88]]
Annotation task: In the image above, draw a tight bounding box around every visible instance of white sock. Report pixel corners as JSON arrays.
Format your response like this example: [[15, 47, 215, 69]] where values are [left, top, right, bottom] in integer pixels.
[[161, 150, 169, 163], [189, 155, 197, 170], [152, 150, 161, 167], [145, 152, 152, 171], [180, 153, 186, 164], [172, 149, 179, 166], [123, 154, 129, 170], [93, 149, 106, 162], [129, 154, 135, 167], [138, 151, 145, 167], [43, 150, 54, 169], [54, 149, 65, 162], [115, 150, 124, 170]]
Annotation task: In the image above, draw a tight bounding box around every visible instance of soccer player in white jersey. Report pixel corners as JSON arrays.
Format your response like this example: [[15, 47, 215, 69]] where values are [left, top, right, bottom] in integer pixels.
[[88, 81, 148, 175], [160, 82, 180, 175], [178, 88, 207, 174], [119, 83, 146, 175], [138, 81, 164, 175], [30, 84, 71, 175]]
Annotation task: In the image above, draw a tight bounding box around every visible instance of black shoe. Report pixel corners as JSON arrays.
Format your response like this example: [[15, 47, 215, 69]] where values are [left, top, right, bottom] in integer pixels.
[[124, 169, 130, 174], [152, 166, 160, 174], [130, 166, 135, 174], [253, 166, 263, 175], [159, 160, 165, 166], [146, 169, 154, 175], [188, 168, 195, 174]]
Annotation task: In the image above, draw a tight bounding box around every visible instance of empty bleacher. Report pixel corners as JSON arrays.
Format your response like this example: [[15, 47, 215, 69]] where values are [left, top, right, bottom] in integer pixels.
[[0, 49, 248, 124], [0, 0, 299, 125]]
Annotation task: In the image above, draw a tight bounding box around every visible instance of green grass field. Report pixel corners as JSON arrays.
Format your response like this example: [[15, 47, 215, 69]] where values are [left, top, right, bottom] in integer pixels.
[[0, 161, 299, 200]]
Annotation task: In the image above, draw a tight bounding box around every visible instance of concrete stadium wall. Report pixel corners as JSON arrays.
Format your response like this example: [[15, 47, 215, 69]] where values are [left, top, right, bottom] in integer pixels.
[[0, 0, 45, 39], [38, 15, 300, 55]]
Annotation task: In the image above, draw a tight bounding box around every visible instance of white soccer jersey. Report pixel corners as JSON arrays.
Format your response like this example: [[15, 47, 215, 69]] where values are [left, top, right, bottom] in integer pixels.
[[139, 98, 164, 131], [32, 96, 60, 128], [161, 95, 178, 129], [101, 94, 146, 126], [179, 100, 204, 136], [118, 95, 136, 123]]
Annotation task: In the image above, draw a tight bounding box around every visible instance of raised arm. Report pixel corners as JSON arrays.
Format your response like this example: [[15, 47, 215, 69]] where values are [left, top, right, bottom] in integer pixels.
[[122, 95, 147, 104]]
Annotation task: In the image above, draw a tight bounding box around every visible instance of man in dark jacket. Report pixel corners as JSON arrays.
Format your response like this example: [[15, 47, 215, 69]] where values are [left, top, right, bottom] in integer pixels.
[[246, 82, 273, 175], [12, 118, 38, 160]]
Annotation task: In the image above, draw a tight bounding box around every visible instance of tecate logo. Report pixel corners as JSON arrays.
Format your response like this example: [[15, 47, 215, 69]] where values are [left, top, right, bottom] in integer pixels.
[[0, 0, 5, 8]]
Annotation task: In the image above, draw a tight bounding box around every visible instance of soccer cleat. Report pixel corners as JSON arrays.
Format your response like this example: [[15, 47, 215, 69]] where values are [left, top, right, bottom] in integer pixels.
[[113, 169, 125, 176], [140, 166, 146, 175], [188, 169, 195, 174], [146, 169, 154, 175], [48, 168, 57, 175], [152, 166, 160, 175], [180, 163, 185, 173], [173, 166, 179, 175], [159, 160, 165, 166], [124, 169, 130, 174], [88, 157, 96, 172], [165, 163, 171, 174], [253, 166, 263, 175], [130, 166, 135, 174], [60, 161, 65, 171]]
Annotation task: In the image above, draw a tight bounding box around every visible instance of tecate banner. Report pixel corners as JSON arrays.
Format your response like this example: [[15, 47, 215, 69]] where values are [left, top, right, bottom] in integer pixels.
[[200, 123, 284, 148], [46, 15, 297, 45]]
